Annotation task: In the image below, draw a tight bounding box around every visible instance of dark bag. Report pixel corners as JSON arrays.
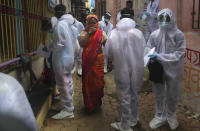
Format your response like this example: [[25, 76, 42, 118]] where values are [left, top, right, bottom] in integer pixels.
[[148, 59, 164, 83]]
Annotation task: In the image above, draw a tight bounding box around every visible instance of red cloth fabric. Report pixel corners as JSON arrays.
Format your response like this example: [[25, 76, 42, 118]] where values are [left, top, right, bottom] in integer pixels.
[[82, 29, 105, 112]]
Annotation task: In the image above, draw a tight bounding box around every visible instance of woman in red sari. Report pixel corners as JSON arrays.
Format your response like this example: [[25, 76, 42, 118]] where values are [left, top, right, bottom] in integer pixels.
[[79, 15, 107, 112]]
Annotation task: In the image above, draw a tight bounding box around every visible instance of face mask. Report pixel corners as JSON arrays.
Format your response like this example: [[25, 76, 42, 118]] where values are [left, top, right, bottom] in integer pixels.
[[159, 22, 170, 29], [104, 18, 109, 23]]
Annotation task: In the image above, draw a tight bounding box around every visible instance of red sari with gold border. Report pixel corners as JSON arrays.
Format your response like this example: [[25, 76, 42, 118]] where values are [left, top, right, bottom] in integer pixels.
[[82, 29, 105, 112]]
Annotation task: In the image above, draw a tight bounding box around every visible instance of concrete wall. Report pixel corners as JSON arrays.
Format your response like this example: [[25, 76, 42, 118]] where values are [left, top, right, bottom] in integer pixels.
[[182, 32, 200, 113], [160, 0, 198, 32], [8, 57, 44, 92], [105, 0, 115, 25]]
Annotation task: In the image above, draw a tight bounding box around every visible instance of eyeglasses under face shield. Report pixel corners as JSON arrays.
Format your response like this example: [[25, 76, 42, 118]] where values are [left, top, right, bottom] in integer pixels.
[[104, 13, 111, 20], [158, 13, 171, 23]]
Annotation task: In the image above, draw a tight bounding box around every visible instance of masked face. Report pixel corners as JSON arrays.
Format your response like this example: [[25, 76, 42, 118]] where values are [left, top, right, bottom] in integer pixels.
[[104, 18, 110, 23], [159, 22, 170, 30], [159, 12, 171, 30], [55, 11, 65, 19], [104, 14, 111, 22]]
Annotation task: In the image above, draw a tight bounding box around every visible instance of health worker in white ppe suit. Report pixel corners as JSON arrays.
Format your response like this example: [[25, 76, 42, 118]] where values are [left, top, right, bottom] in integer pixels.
[[105, 8, 145, 131], [142, 0, 159, 41], [146, 8, 186, 130], [99, 12, 113, 73], [50, 4, 75, 120], [49, 14, 81, 102], [0, 73, 37, 131]]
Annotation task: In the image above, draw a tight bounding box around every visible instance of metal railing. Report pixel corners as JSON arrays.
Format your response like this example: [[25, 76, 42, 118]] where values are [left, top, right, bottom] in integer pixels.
[[0, 0, 50, 64]]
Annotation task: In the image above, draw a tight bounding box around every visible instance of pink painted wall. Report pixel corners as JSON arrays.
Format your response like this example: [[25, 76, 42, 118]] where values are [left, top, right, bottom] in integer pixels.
[[106, 0, 116, 25], [160, 0, 199, 32], [181, 0, 193, 32], [104, 0, 126, 26]]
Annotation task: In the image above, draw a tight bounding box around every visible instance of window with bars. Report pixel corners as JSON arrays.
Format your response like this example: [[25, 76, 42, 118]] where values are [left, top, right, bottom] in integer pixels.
[[0, 0, 51, 64], [192, 0, 200, 29]]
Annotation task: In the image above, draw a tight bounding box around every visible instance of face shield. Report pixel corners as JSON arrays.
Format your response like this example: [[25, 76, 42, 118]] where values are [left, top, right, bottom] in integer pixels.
[[158, 12, 171, 29], [104, 13, 111, 23]]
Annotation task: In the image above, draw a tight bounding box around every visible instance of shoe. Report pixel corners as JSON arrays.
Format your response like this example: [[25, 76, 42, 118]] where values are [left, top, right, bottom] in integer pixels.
[[130, 121, 137, 127], [51, 104, 63, 112], [149, 117, 166, 129], [110, 122, 133, 131], [77, 68, 82, 76], [52, 110, 74, 119], [71, 67, 76, 74], [167, 117, 179, 130], [104, 67, 108, 74]]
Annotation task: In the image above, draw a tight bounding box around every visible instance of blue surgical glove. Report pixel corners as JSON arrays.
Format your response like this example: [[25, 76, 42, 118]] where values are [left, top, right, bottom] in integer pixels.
[[148, 54, 157, 59], [141, 14, 147, 22], [136, 23, 140, 28]]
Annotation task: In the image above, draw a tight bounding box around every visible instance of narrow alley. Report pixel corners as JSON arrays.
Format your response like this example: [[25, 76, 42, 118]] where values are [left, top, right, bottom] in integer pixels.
[[1, 0, 200, 131], [41, 72, 200, 131]]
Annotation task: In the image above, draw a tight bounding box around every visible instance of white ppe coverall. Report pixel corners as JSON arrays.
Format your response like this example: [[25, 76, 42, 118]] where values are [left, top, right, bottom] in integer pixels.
[[73, 19, 84, 71], [0, 73, 37, 131], [52, 14, 75, 112], [105, 18, 145, 129], [146, 8, 186, 120], [145, 0, 159, 41], [99, 16, 113, 72], [51, 16, 58, 29]]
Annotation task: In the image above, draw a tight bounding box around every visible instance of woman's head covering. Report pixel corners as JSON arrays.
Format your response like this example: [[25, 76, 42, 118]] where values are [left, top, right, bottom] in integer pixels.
[[86, 14, 99, 30], [86, 14, 98, 23]]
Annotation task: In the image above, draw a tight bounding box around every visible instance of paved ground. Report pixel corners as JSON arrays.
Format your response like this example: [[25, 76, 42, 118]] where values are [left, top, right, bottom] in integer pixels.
[[41, 71, 200, 131]]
